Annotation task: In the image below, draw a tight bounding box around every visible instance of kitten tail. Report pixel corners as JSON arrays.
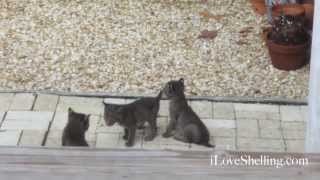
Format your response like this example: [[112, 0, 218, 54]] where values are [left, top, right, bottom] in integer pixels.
[[203, 143, 215, 148]]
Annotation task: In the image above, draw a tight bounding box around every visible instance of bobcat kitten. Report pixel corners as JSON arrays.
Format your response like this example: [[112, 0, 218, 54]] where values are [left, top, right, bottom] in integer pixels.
[[103, 91, 162, 147], [162, 78, 214, 148], [62, 108, 90, 147]]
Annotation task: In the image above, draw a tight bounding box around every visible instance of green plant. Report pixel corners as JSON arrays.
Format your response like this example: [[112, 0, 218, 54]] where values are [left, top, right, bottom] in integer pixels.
[[268, 14, 309, 45]]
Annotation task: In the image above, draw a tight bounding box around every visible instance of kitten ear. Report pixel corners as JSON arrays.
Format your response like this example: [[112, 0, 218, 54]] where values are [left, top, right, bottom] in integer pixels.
[[68, 108, 74, 114], [86, 114, 91, 120], [179, 78, 184, 84]]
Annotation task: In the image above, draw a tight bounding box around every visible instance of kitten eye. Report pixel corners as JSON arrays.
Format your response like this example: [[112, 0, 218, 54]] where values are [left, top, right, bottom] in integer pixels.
[[169, 83, 175, 92]]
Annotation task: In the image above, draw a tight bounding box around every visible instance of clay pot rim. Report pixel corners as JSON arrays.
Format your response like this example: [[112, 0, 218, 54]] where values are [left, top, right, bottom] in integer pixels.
[[265, 30, 310, 49], [266, 38, 310, 53], [272, 4, 305, 17], [302, 3, 314, 10]]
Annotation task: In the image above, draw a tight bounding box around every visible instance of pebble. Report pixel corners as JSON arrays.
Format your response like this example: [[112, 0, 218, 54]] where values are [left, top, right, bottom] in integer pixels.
[[0, 0, 309, 99]]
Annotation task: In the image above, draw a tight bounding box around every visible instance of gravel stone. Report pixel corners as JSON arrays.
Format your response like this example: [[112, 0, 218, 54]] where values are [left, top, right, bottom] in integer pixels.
[[0, 0, 308, 99]]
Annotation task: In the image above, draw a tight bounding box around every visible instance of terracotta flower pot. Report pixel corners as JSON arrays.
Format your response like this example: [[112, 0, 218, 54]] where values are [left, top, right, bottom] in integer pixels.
[[261, 27, 272, 41], [302, 3, 314, 30], [250, 0, 266, 15], [300, 0, 314, 4], [266, 35, 310, 71], [272, 4, 305, 18]]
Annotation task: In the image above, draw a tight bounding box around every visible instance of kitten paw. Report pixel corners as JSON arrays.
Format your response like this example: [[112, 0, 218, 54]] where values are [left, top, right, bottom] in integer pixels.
[[137, 125, 146, 130], [144, 135, 155, 141], [122, 135, 128, 140], [162, 132, 172, 138], [125, 142, 134, 147]]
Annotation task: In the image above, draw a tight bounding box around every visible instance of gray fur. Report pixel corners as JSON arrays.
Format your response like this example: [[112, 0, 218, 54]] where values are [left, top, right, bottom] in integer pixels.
[[162, 78, 215, 148], [62, 108, 90, 147], [103, 91, 162, 147]]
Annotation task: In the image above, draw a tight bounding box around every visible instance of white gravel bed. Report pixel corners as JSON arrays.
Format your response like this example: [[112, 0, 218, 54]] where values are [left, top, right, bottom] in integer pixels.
[[0, 0, 309, 99]]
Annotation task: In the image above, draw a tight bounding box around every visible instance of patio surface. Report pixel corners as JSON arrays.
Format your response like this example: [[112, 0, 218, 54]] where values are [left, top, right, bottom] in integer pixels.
[[0, 92, 307, 152]]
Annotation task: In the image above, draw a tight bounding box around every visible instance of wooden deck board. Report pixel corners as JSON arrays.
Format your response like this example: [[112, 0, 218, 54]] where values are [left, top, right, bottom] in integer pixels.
[[0, 147, 319, 179]]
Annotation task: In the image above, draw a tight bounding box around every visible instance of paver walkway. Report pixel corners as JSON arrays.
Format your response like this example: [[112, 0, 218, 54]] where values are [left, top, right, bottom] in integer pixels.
[[0, 93, 307, 152]]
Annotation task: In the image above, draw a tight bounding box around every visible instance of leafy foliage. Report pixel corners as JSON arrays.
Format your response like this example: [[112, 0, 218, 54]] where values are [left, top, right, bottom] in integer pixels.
[[268, 14, 309, 45]]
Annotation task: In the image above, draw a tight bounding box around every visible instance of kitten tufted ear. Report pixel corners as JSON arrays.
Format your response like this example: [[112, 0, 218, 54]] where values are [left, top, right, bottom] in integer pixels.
[[179, 78, 184, 84], [68, 108, 74, 114]]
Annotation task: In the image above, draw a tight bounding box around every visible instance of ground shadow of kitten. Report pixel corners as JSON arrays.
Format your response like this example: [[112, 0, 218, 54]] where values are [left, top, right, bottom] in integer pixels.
[[162, 78, 215, 148], [103, 91, 162, 147], [62, 108, 90, 147]]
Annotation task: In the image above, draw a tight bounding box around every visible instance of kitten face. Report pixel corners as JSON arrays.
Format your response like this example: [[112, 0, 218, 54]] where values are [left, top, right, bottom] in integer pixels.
[[104, 104, 122, 126], [68, 108, 90, 131], [163, 78, 185, 98]]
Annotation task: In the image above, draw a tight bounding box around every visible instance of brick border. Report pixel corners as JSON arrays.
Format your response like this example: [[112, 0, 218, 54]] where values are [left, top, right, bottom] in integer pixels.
[[0, 90, 307, 105]]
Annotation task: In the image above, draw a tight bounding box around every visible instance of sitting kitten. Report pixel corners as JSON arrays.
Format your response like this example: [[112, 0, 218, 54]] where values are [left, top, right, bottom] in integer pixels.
[[162, 78, 214, 148], [103, 91, 162, 147], [62, 108, 90, 147]]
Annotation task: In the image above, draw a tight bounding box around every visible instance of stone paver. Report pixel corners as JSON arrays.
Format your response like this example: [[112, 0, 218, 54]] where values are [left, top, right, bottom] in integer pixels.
[[213, 102, 235, 120], [88, 115, 100, 132], [300, 105, 309, 122], [50, 112, 68, 130], [158, 100, 169, 117], [0, 93, 14, 111], [45, 130, 63, 147], [103, 98, 126, 104], [258, 120, 282, 138], [286, 139, 305, 152], [19, 130, 46, 146], [202, 119, 236, 129], [190, 100, 213, 118], [125, 98, 138, 104], [0, 130, 21, 146], [281, 121, 306, 130], [260, 128, 282, 139], [156, 117, 168, 134], [259, 120, 281, 129], [96, 133, 121, 148], [56, 96, 103, 115], [96, 123, 123, 133], [0, 93, 310, 153], [0, 112, 5, 123], [86, 133, 97, 147], [1, 111, 53, 130], [208, 128, 236, 137], [10, 93, 36, 110], [280, 105, 306, 122], [33, 94, 59, 111], [211, 136, 236, 151], [142, 135, 189, 150], [283, 129, 305, 140], [235, 103, 280, 120], [97, 130, 143, 149], [202, 119, 236, 137], [237, 119, 259, 138], [238, 138, 285, 152]]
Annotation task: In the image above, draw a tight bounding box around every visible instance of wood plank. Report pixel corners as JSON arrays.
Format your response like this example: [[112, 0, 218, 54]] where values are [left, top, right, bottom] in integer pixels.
[[0, 147, 319, 179]]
